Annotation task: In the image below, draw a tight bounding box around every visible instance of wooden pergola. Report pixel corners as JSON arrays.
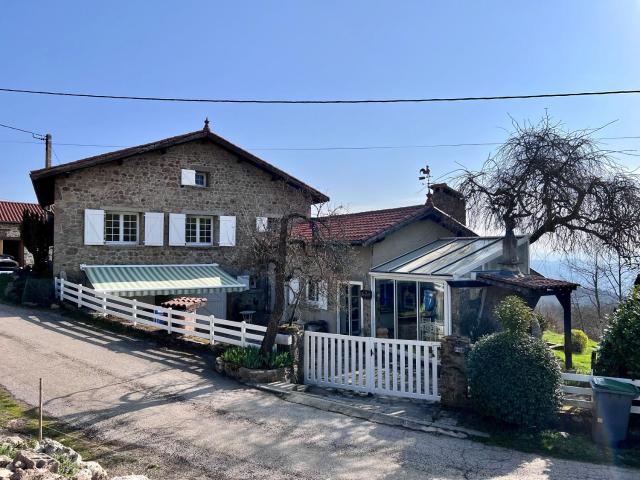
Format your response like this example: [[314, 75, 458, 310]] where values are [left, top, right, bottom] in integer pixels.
[[477, 273, 580, 369]]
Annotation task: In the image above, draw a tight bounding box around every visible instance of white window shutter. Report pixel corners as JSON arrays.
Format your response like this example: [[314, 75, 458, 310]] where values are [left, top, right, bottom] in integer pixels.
[[256, 216, 268, 232], [144, 212, 164, 246], [168, 213, 186, 246], [237, 275, 250, 289], [84, 209, 104, 245], [318, 280, 328, 310], [219, 215, 236, 246], [288, 278, 300, 304], [181, 169, 196, 186]]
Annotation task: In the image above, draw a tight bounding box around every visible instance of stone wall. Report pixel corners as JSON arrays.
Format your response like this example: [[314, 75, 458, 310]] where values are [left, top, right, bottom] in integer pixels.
[[52, 140, 314, 279], [0, 222, 33, 266]]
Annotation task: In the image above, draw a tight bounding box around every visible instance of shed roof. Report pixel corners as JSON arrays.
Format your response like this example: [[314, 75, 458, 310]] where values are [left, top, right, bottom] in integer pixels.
[[30, 125, 329, 206], [476, 272, 579, 293], [0, 200, 46, 224]]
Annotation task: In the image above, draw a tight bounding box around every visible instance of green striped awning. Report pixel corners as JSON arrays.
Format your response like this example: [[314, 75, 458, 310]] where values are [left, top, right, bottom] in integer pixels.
[[81, 264, 247, 297]]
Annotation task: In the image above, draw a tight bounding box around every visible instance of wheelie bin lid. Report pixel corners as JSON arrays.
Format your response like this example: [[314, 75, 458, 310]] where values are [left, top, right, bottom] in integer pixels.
[[590, 376, 640, 396]]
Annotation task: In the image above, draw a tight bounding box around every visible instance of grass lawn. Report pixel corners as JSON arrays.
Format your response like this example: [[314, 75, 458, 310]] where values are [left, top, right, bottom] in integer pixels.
[[543, 330, 598, 374]]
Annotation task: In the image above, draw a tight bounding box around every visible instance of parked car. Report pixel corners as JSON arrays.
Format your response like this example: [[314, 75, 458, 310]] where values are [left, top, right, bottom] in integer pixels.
[[0, 257, 19, 274]]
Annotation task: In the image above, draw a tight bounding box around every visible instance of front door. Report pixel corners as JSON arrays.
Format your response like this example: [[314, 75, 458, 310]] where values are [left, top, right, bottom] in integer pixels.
[[338, 282, 362, 336]]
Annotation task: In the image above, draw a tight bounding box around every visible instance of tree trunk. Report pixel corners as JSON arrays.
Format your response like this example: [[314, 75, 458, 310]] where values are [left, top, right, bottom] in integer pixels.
[[259, 217, 290, 357]]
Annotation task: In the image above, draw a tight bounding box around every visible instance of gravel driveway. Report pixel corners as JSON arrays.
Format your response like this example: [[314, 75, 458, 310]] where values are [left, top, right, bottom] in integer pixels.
[[0, 303, 636, 479]]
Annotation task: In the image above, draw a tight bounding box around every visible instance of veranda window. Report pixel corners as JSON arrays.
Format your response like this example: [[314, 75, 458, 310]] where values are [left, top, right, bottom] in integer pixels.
[[186, 216, 213, 245], [374, 278, 446, 341], [105, 212, 138, 244]]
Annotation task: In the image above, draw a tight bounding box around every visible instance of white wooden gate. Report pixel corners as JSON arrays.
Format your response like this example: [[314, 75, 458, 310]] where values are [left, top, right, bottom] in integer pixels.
[[304, 331, 440, 401]]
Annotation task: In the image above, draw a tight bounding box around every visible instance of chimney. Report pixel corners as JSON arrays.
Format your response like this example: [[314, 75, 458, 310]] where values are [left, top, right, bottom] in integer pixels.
[[430, 183, 466, 225], [45, 134, 52, 169], [500, 230, 520, 272]]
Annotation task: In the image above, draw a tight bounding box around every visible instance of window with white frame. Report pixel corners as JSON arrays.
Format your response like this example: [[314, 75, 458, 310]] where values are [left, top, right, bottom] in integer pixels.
[[195, 171, 207, 187], [104, 212, 138, 244], [307, 280, 320, 303], [185, 215, 213, 245]]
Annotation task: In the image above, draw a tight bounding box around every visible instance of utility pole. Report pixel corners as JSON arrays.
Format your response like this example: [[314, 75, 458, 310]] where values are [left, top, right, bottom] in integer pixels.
[[45, 134, 52, 168]]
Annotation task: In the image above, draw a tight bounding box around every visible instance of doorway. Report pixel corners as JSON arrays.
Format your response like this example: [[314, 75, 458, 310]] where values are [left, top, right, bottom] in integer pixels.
[[338, 281, 363, 336], [1, 239, 23, 266]]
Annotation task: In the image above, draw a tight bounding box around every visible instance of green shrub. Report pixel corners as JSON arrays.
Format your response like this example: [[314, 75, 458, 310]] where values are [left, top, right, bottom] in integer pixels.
[[51, 453, 79, 477], [494, 296, 538, 335], [221, 346, 292, 369], [594, 288, 640, 379], [468, 332, 563, 427], [570, 329, 589, 354]]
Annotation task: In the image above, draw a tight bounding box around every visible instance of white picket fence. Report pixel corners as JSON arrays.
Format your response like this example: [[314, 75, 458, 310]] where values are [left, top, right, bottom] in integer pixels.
[[55, 278, 291, 348], [561, 372, 640, 414], [304, 331, 440, 401]]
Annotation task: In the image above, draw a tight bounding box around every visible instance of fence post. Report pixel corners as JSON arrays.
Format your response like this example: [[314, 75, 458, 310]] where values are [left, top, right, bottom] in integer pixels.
[[241, 321, 246, 347], [132, 299, 138, 326], [59, 278, 65, 302], [366, 337, 374, 392], [167, 308, 173, 334], [302, 331, 309, 384], [77, 285, 82, 308], [101, 294, 107, 316], [210, 315, 216, 345]]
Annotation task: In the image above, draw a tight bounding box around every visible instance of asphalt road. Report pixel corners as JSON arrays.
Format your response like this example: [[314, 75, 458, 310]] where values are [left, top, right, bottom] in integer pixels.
[[0, 303, 636, 480]]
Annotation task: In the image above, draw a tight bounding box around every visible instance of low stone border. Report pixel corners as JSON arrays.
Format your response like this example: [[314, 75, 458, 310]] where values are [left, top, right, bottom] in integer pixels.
[[216, 358, 291, 384], [0, 434, 149, 480], [255, 383, 490, 440]]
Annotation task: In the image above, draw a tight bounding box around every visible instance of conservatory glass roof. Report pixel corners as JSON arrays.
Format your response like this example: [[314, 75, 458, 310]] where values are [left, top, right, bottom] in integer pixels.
[[371, 236, 527, 277]]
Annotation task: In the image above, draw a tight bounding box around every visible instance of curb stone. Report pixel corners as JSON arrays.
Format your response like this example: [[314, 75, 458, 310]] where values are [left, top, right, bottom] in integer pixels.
[[255, 383, 490, 439]]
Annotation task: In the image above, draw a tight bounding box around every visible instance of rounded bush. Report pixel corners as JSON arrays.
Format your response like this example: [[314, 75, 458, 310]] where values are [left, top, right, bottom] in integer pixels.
[[494, 296, 534, 335], [594, 288, 640, 379], [570, 329, 589, 354], [468, 332, 563, 427]]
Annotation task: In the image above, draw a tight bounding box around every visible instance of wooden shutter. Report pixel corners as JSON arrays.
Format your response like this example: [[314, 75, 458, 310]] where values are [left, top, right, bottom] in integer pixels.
[[181, 169, 196, 186], [168, 213, 186, 246], [256, 216, 268, 232], [84, 209, 104, 245], [318, 280, 328, 310], [219, 215, 236, 246], [144, 212, 165, 246]]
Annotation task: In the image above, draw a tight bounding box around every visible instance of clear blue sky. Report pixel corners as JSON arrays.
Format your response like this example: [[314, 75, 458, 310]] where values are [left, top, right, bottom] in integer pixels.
[[2, 1, 640, 213]]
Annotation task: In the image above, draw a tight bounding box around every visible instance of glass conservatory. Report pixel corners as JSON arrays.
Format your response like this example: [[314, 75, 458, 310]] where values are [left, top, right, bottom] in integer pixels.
[[369, 236, 530, 342]]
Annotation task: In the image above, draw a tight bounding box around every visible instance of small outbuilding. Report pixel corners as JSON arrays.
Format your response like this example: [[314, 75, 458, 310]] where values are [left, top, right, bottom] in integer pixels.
[[0, 200, 46, 266]]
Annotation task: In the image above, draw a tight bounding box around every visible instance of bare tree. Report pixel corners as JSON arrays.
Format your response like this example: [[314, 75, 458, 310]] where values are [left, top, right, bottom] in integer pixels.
[[237, 201, 355, 356], [457, 115, 640, 262]]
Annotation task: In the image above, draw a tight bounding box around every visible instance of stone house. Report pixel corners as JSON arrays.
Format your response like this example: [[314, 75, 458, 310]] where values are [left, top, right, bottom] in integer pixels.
[[29, 120, 578, 360], [30, 121, 328, 319], [291, 184, 578, 347], [0, 200, 44, 266]]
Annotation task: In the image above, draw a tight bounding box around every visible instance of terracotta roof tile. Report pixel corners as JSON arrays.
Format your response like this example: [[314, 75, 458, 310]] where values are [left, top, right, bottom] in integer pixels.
[[292, 204, 474, 245], [0, 200, 46, 224]]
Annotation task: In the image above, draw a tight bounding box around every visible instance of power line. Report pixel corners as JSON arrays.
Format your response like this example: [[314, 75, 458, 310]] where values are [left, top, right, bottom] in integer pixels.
[[2, 86, 640, 105], [2, 135, 640, 152], [0, 122, 45, 140]]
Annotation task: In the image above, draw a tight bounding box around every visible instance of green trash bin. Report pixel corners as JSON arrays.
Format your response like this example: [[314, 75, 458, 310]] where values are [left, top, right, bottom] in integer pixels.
[[590, 376, 640, 446]]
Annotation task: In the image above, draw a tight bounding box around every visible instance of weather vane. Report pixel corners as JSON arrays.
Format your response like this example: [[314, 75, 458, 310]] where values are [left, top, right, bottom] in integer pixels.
[[419, 165, 431, 190]]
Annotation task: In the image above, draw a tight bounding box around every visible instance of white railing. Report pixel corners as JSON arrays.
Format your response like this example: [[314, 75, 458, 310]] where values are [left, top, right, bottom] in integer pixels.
[[55, 278, 291, 348], [304, 331, 440, 401], [561, 372, 640, 415]]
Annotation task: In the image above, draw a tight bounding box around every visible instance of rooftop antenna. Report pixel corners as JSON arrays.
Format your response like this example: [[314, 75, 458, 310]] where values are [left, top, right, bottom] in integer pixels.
[[419, 165, 433, 205]]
